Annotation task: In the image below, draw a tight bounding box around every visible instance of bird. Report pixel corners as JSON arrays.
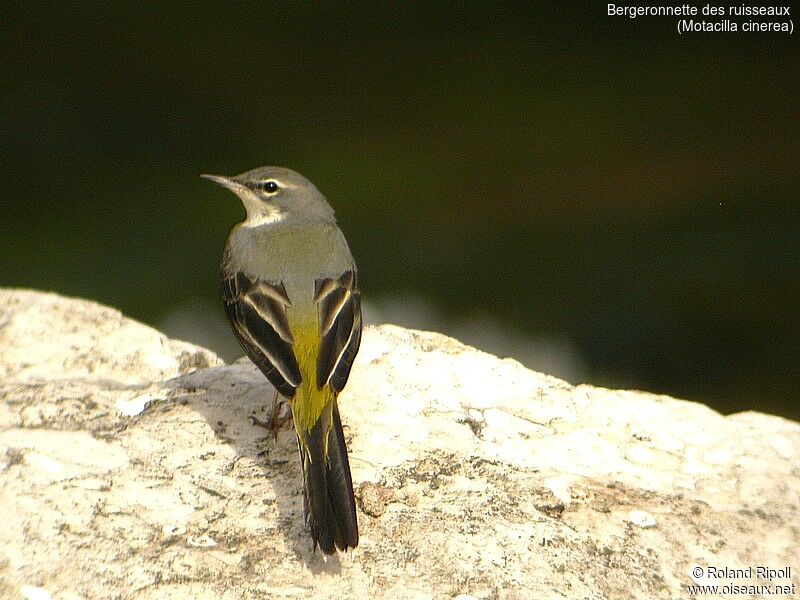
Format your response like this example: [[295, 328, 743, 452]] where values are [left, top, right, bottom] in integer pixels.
[[202, 166, 360, 554]]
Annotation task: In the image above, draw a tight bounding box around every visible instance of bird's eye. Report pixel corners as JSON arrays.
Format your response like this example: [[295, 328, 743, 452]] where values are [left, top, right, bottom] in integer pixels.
[[258, 180, 279, 193]]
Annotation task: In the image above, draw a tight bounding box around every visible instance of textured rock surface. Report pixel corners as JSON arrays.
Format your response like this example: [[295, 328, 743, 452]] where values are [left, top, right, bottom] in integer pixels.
[[1, 289, 798, 599]]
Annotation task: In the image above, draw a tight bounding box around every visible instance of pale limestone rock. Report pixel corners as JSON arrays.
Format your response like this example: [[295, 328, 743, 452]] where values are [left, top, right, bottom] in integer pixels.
[[1, 289, 798, 599]]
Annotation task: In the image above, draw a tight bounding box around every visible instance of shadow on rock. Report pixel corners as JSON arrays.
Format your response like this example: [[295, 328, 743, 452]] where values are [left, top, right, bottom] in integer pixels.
[[160, 359, 343, 574]]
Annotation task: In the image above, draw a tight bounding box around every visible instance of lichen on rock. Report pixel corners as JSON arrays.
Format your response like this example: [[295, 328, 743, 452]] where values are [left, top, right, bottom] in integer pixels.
[[1, 289, 798, 599]]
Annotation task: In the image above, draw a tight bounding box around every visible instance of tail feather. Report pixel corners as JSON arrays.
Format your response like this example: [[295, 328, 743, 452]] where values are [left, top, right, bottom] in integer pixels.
[[328, 401, 359, 546], [297, 399, 359, 554]]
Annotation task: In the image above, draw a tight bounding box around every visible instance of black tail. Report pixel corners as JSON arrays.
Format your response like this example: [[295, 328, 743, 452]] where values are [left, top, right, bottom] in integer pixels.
[[297, 399, 359, 554]]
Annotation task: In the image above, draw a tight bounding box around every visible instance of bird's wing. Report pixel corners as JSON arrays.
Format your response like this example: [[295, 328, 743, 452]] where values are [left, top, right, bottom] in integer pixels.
[[314, 269, 362, 393], [221, 271, 301, 398]]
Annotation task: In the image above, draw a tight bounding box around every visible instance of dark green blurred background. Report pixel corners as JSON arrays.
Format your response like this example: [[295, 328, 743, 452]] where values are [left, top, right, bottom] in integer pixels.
[[2, 3, 798, 420]]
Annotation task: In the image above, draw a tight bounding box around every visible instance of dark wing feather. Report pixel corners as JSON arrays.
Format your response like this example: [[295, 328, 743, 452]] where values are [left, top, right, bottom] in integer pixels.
[[221, 271, 301, 398], [315, 269, 362, 392]]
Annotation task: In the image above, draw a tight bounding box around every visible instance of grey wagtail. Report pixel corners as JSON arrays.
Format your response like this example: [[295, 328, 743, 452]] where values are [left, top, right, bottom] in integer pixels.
[[202, 166, 360, 554]]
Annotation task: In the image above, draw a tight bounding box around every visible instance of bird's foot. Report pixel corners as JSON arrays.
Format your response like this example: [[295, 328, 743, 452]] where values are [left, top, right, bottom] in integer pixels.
[[250, 395, 292, 441]]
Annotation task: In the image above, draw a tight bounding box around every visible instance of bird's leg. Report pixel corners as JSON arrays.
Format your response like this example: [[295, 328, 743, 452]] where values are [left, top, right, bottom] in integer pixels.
[[250, 388, 293, 440]]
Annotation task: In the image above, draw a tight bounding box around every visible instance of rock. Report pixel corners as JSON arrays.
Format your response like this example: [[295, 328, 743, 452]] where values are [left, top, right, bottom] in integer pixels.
[[0, 289, 798, 599]]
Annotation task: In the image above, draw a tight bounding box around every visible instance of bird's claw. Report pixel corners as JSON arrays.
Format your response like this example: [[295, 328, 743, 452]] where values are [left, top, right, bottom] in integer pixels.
[[250, 395, 292, 441]]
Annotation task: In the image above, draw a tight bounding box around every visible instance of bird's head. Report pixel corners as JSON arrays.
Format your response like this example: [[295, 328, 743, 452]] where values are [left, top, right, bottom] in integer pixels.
[[202, 166, 335, 226]]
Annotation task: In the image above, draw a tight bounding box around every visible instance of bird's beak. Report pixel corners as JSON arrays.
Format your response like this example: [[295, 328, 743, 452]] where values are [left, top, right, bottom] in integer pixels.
[[201, 173, 268, 221], [200, 174, 249, 194]]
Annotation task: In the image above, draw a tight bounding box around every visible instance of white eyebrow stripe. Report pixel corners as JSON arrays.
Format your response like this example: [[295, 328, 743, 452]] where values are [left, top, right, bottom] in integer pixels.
[[257, 178, 298, 190]]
